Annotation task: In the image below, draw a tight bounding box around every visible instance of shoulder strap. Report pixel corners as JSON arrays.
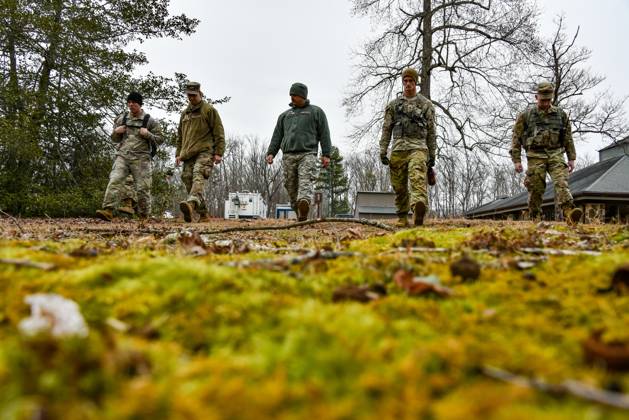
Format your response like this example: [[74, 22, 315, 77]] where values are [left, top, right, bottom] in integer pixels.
[[142, 113, 150, 128], [121, 111, 128, 126]]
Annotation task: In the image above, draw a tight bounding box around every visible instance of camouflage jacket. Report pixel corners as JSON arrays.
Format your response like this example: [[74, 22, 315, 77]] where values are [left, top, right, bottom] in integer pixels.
[[177, 100, 225, 161], [111, 110, 162, 159], [379, 94, 436, 163], [266, 101, 331, 157], [510, 105, 576, 163]]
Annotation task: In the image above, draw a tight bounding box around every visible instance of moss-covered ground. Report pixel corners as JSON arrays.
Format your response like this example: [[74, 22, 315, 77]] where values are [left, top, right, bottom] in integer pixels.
[[0, 217, 628, 419]]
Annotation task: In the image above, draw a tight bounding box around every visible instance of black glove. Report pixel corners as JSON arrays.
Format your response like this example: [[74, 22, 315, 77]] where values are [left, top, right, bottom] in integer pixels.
[[380, 155, 390, 165], [427, 157, 435, 168]]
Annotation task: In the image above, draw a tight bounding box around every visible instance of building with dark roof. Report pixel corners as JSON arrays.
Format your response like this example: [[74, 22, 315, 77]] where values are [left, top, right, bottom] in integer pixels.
[[466, 136, 629, 223], [354, 191, 398, 219]]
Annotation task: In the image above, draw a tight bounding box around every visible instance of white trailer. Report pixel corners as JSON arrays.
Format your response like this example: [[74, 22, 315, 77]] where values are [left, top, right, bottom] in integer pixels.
[[224, 191, 267, 219]]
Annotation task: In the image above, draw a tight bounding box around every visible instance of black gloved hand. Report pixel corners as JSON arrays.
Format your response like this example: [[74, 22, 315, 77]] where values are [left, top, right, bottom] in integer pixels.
[[380, 155, 390, 165], [427, 157, 435, 168]]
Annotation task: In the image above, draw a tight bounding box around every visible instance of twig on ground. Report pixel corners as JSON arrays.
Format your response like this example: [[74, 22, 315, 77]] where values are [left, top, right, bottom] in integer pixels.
[[0, 258, 56, 271], [0, 209, 25, 235], [386, 247, 450, 253], [482, 365, 629, 410], [72, 218, 395, 236], [226, 250, 361, 268], [200, 218, 395, 234], [520, 247, 601, 256]]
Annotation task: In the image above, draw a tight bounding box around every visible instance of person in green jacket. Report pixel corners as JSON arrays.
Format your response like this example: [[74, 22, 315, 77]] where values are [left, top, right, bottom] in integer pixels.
[[266, 82, 332, 221], [176, 81, 225, 222]]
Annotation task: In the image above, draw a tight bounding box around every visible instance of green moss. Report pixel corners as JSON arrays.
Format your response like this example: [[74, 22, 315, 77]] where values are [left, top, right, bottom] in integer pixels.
[[1, 220, 628, 418]]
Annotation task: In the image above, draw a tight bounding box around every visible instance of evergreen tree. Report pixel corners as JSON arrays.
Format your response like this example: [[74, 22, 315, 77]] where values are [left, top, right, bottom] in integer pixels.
[[0, 0, 199, 216], [316, 146, 350, 216]]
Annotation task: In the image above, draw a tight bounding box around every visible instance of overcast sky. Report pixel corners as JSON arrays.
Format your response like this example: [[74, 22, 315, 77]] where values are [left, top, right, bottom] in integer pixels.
[[140, 0, 628, 161]]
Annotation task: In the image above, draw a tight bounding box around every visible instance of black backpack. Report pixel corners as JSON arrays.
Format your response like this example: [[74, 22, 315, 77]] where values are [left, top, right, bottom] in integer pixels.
[[121, 112, 157, 158]]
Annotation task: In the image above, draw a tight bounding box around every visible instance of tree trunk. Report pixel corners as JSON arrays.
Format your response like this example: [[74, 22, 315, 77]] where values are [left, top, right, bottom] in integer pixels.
[[420, 0, 432, 98]]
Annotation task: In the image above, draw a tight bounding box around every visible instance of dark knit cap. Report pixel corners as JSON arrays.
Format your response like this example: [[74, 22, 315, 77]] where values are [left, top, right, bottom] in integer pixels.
[[126, 91, 143, 106], [289, 82, 308, 99]]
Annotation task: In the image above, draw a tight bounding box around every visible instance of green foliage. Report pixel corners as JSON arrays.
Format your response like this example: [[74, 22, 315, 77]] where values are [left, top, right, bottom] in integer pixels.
[[0, 0, 199, 216], [316, 146, 351, 216]]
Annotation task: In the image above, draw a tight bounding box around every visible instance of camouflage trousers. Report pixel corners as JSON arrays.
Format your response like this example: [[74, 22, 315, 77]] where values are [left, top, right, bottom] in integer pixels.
[[181, 151, 213, 215], [282, 152, 318, 210], [389, 149, 428, 216], [525, 150, 574, 217], [122, 175, 137, 204], [102, 155, 152, 216]]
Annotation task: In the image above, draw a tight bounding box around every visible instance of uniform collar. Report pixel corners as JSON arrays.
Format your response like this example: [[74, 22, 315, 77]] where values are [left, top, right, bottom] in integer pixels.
[[186, 100, 205, 112], [289, 99, 310, 108]]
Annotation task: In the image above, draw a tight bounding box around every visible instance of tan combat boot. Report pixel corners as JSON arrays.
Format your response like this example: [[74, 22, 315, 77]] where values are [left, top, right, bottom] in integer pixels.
[[395, 215, 409, 228], [413, 202, 427, 226], [179, 200, 197, 223], [117, 198, 136, 216], [565, 207, 583, 226], [95, 208, 114, 222], [297, 199, 309, 222]]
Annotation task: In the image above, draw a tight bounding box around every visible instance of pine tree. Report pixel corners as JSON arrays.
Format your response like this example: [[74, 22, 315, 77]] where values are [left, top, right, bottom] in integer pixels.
[[0, 0, 199, 215], [316, 146, 350, 216]]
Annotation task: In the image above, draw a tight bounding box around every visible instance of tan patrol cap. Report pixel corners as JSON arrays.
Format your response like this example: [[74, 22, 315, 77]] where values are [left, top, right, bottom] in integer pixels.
[[402, 68, 419, 84], [537, 82, 554, 99], [185, 81, 201, 95]]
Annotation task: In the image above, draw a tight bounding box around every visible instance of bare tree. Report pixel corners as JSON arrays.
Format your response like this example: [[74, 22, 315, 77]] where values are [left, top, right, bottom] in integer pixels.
[[345, 0, 539, 154], [524, 15, 628, 143]]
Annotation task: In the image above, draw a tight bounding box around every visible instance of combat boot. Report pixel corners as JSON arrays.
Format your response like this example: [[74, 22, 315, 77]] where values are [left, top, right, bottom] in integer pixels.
[[564, 207, 583, 226], [413, 202, 427, 226], [297, 199, 309, 222], [117, 198, 136, 216], [95, 208, 114, 222], [198, 212, 210, 223], [395, 215, 409, 228], [179, 200, 198, 223]]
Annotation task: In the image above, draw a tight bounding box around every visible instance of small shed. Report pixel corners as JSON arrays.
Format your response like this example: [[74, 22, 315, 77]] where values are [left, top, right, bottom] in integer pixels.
[[354, 191, 399, 220]]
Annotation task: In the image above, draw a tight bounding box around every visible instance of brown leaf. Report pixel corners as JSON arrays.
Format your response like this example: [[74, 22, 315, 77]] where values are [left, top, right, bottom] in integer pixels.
[[332, 283, 386, 303], [69, 245, 99, 258], [394, 269, 452, 297], [178, 231, 206, 249], [450, 254, 481, 281], [178, 231, 207, 256], [583, 331, 629, 372]]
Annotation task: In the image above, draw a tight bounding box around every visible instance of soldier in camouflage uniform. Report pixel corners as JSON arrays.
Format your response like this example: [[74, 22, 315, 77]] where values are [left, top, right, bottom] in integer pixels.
[[511, 82, 583, 224], [96, 92, 162, 221], [176, 82, 225, 223], [380, 68, 437, 227], [266, 82, 332, 221]]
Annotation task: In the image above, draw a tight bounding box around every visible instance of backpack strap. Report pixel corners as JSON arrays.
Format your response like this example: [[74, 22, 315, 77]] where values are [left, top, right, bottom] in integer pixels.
[[142, 113, 150, 128], [121, 111, 128, 126]]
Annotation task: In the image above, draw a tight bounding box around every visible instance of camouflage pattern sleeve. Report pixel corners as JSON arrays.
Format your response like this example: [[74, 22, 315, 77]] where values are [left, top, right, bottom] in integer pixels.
[[147, 117, 163, 146], [562, 110, 576, 161], [426, 103, 436, 164], [509, 112, 526, 163], [379, 102, 394, 157], [207, 106, 225, 156], [266, 113, 285, 157], [111, 114, 124, 143], [176, 113, 183, 157]]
